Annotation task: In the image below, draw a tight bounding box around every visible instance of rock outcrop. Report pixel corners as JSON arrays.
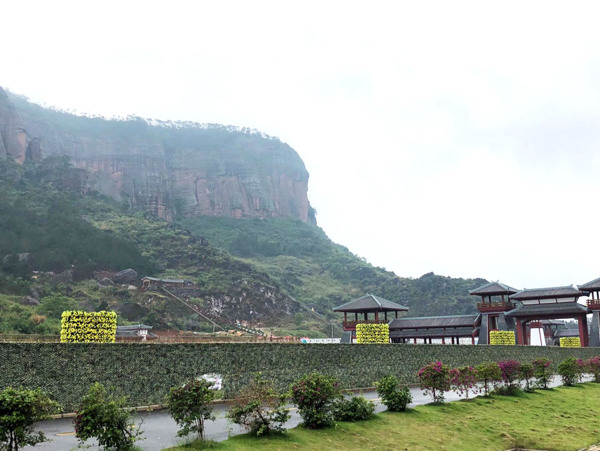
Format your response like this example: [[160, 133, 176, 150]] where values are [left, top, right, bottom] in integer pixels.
[[0, 87, 313, 223]]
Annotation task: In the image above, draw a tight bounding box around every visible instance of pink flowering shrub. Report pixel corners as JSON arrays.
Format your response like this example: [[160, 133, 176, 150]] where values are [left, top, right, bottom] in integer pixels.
[[417, 362, 451, 404], [532, 358, 553, 389], [588, 357, 600, 382], [449, 366, 478, 400], [498, 360, 521, 394]]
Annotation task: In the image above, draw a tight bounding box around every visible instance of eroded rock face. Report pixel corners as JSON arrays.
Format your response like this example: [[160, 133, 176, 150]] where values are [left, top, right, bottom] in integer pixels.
[[0, 87, 312, 223]]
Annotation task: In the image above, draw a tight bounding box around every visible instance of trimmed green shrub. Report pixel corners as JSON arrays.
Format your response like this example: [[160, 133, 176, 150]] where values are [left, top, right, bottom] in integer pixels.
[[165, 378, 215, 440], [476, 362, 502, 396], [356, 323, 389, 344], [226, 373, 289, 436], [0, 387, 60, 451], [558, 357, 579, 386], [418, 362, 451, 404], [290, 372, 341, 429], [560, 337, 581, 348], [332, 395, 375, 421], [489, 330, 516, 345], [60, 311, 117, 343], [75, 382, 142, 450], [532, 358, 553, 389], [375, 375, 412, 412]]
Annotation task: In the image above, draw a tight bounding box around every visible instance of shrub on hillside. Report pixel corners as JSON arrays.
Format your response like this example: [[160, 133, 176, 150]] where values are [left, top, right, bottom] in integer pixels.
[[75, 382, 142, 450], [166, 378, 215, 440], [476, 362, 502, 396], [558, 357, 579, 386], [588, 357, 600, 382], [290, 372, 341, 429], [519, 363, 535, 392], [375, 375, 412, 411], [332, 395, 375, 422], [418, 362, 451, 404], [226, 373, 290, 436], [532, 358, 553, 389], [449, 366, 478, 400], [0, 387, 60, 451], [498, 360, 522, 394]]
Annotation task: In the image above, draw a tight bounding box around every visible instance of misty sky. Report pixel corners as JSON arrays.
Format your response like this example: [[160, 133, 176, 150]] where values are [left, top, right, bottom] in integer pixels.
[[3, 1, 600, 289]]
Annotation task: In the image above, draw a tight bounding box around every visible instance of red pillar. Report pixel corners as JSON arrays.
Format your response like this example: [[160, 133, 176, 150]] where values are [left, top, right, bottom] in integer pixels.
[[516, 319, 524, 345], [521, 321, 529, 345], [471, 336, 475, 345], [442, 336, 445, 344], [375, 311, 379, 322], [578, 314, 589, 347]]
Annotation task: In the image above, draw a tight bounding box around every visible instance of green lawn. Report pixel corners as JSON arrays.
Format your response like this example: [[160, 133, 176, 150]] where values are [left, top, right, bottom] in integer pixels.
[[168, 383, 600, 450]]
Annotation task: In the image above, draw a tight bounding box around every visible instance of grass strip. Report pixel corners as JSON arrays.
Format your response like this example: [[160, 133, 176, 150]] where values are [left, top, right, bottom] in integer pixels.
[[168, 383, 600, 450]]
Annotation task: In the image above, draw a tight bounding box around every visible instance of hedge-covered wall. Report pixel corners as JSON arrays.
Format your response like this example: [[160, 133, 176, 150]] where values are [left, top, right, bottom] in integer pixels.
[[1, 343, 599, 412]]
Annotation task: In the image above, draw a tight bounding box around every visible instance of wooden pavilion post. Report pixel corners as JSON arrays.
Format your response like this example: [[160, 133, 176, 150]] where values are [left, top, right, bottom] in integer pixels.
[[578, 314, 589, 347], [516, 319, 524, 345], [344, 312, 347, 322], [375, 311, 379, 322]]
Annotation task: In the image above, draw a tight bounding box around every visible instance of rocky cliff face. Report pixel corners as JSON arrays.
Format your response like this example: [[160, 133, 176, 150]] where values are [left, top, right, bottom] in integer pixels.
[[0, 88, 312, 223]]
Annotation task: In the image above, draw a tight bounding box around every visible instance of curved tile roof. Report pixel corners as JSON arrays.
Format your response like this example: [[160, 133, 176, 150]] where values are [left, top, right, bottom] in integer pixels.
[[469, 281, 520, 296], [333, 294, 409, 312]]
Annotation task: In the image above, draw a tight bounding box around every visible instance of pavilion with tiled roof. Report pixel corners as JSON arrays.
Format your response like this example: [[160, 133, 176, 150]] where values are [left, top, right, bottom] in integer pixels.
[[506, 285, 590, 346], [333, 294, 408, 341], [469, 281, 520, 345]]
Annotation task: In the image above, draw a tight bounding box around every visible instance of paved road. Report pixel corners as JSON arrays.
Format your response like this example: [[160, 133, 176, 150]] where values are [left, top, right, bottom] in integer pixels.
[[25, 377, 573, 451]]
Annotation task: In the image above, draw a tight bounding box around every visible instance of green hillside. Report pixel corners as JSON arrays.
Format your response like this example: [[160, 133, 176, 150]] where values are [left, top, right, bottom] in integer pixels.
[[178, 216, 487, 317], [0, 149, 487, 337]]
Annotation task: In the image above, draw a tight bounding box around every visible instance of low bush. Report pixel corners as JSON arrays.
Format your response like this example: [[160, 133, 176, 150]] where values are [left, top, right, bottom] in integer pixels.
[[532, 358, 553, 389], [75, 382, 142, 450], [165, 378, 215, 440], [418, 362, 451, 404], [558, 357, 579, 386], [519, 363, 535, 392], [588, 357, 600, 382], [449, 366, 478, 400], [226, 373, 290, 436], [476, 362, 502, 396], [375, 375, 412, 411], [0, 387, 60, 451], [290, 372, 341, 429], [332, 395, 375, 421], [497, 360, 521, 394]]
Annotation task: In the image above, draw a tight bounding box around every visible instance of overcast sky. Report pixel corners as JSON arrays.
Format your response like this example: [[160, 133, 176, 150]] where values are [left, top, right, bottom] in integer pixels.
[[3, 0, 600, 289]]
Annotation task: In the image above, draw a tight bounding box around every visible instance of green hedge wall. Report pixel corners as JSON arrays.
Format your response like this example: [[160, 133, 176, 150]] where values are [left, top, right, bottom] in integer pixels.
[[1, 343, 599, 412]]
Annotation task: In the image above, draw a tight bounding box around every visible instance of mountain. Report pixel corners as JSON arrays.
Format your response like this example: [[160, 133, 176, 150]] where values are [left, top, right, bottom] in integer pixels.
[[0, 87, 488, 337], [0, 88, 314, 223]]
